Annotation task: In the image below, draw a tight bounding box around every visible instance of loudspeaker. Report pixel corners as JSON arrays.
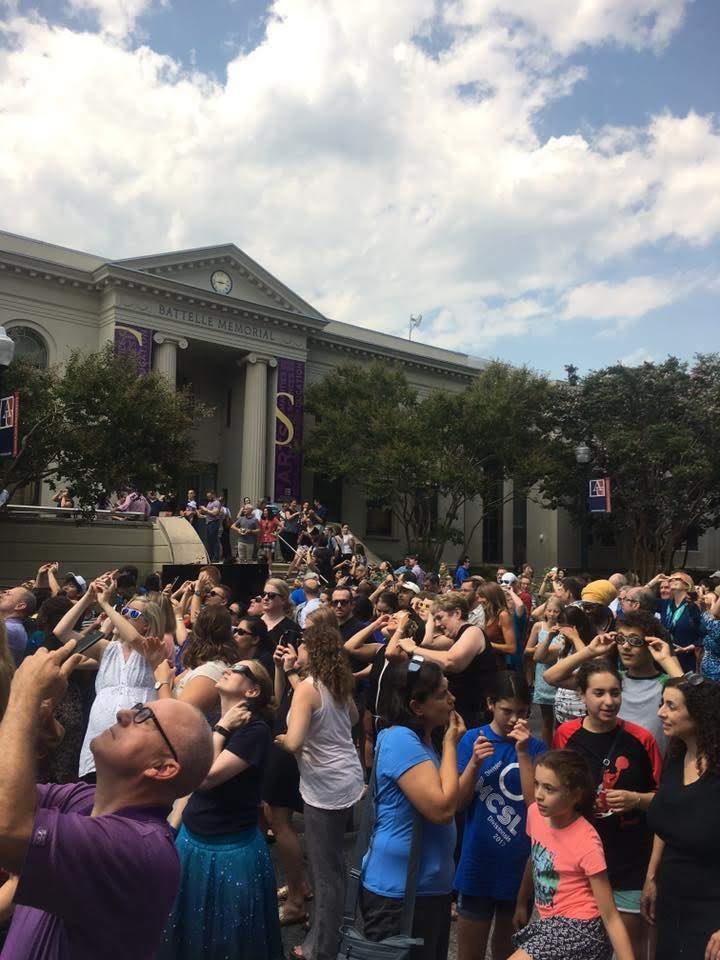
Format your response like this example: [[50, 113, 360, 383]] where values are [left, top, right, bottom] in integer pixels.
[[161, 562, 269, 604]]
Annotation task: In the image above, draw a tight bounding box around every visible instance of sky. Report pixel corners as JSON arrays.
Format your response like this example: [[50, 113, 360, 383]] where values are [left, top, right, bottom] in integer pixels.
[[1, 0, 719, 377]]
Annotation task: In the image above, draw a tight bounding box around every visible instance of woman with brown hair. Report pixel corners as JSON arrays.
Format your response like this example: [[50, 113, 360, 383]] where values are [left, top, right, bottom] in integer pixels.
[[277, 616, 365, 960], [154, 605, 238, 719], [476, 582, 517, 669]]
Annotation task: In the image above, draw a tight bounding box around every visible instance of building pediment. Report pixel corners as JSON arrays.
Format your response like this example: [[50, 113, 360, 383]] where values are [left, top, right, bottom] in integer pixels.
[[112, 244, 325, 321]]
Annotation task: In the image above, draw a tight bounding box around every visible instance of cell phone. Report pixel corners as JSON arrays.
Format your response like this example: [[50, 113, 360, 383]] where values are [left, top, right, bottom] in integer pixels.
[[74, 630, 105, 656]]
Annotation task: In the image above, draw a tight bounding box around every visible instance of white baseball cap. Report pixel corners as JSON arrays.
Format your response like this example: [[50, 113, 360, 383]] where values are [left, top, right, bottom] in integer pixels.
[[500, 573, 518, 586]]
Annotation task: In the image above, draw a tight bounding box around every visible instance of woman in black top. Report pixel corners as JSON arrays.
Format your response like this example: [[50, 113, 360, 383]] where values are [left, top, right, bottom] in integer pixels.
[[394, 593, 497, 728], [158, 660, 281, 960], [642, 675, 720, 960]]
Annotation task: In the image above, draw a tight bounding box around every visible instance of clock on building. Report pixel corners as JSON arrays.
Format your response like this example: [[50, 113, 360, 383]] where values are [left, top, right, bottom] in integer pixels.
[[210, 269, 233, 295]]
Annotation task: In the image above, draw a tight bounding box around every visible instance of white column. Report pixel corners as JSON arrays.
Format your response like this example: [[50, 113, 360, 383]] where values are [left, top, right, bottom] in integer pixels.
[[265, 361, 279, 501], [241, 353, 277, 501], [152, 333, 188, 388]]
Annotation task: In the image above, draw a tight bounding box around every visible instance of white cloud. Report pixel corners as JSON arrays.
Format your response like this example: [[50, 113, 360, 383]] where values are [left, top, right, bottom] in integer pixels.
[[64, 0, 165, 37], [560, 275, 693, 323], [0, 0, 716, 360], [619, 347, 657, 366]]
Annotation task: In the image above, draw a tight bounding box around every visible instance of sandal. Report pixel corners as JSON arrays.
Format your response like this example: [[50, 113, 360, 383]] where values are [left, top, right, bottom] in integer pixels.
[[279, 907, 309, 927]]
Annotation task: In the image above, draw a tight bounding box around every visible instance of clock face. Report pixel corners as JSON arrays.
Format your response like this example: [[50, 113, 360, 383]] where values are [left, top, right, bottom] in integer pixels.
[[211, 269, 233, 295]]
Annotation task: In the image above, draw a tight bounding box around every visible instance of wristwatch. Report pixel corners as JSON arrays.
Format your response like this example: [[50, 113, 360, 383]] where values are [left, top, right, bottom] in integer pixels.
[[214, 724, 231, 738], [154, 680, 169, 691], [285, 667, 300, 677]]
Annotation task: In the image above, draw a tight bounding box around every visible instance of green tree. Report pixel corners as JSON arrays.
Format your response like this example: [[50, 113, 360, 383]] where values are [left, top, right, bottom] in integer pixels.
[[538, 356, 720, 580], [305, 359, 553, 566], [1, 345, 208, 512]]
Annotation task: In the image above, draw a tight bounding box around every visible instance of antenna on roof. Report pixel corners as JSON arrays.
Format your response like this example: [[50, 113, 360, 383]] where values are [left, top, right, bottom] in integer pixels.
[[408, 314, 422, 341]]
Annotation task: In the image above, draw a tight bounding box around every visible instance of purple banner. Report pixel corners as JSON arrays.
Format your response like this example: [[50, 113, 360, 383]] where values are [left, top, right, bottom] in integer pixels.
[[274, 358, 305, 502], [114, 323, 153, 375]]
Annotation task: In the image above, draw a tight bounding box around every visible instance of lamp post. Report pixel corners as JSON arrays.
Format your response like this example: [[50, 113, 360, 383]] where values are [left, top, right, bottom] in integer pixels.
[[574, 443, 591, 573]]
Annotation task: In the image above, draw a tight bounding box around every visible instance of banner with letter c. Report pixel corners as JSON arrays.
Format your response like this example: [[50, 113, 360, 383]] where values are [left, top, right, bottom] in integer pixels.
[[274, 358, 305, 501]]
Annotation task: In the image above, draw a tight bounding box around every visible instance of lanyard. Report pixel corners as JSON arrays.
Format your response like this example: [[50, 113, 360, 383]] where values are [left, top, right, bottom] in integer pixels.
[[665, 600, 688, 636]]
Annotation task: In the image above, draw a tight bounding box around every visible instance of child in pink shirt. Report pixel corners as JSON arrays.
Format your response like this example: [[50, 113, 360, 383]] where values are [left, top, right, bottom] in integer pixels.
[[510, 750, 635, 960]]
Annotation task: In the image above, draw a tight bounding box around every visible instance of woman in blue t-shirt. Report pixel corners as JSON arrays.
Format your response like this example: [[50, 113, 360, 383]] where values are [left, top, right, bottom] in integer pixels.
[[455, 672, 546, 960], [361, 658, 466, 960]]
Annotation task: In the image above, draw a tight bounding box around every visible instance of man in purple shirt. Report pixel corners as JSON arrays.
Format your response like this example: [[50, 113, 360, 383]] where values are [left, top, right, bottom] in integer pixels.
[[0, 640, 214, 959]]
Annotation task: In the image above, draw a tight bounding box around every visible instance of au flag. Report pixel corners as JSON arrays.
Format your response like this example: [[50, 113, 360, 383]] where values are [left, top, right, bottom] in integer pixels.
[[588, 478, 612, 514]]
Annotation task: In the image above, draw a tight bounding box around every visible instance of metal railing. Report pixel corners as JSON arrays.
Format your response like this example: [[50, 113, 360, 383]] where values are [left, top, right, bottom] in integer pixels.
[[2, 504, 149, 520]]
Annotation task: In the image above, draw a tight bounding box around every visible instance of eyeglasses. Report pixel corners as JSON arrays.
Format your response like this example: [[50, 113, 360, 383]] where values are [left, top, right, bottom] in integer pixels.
[[621, 596, 640, 605], [262, 591, 280, 600], [121, 606, 146, 621], [230, 663, 258, 684], [616, 634, 646, 648], [332, 598, 351, 606], [131, 703, 178, 761], [252, 595, 262, 603], [234, 628, 254, 638], [680, 671, 705, 687]]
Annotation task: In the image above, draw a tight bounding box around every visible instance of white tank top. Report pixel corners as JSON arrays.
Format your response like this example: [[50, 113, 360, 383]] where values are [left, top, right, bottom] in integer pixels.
[[291, 677, 364, 809]]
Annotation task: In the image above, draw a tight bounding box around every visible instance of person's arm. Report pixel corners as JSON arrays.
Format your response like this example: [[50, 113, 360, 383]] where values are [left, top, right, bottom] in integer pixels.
[[396, 711, 465, 823], [489, 610, 516, 656], [543, 632, 614, 689], [530, 599, 548, 620], [175, 674, 219, 714], [368, 575, 394, 605], [507, 719, 537, 805], [533, 627, 560, 664], [513, 858, 534, 931], [344, 617, 387, 654], [197, 705, 253, 790], [189, 578, 206, 626], [640, 834, 665, 925], [276, 680, 317, 753], [52, 586, 98, 644], [457, 734, 494, 809], [397, 625, 485, 674], [0, 641, 82, 873], [0, 875, 18, 924], [589, 871, 635, 960]]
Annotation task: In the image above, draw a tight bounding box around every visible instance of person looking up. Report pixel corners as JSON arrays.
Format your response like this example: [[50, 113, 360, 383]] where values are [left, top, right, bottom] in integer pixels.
[[554, 659, 661, 958], [0, 641, 213, 959], [643, 674, 720, 960], [360, 659, 465, 960], [393, 593, 497, 728], [0, 588, 36, 666], [157, 660, 281, 960], [53, 578, 165, 781], [233, 616, 274, 678], [455, 673, 546, 960], [648, 571, 705, 672]]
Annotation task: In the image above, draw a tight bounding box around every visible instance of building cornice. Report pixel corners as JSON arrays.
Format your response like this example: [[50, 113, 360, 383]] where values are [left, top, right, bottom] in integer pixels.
[[308, 332, 483, 381]]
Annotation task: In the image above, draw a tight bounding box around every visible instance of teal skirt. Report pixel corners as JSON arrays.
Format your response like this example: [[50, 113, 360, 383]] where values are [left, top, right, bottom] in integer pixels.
[[156, 825, 283, 960]]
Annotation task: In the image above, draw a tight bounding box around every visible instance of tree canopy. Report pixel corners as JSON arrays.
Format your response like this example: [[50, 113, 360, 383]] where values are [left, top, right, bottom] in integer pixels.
[[1, 345, 208, 512], [538, 355, 720, 579], [305, 359, 554, 565]]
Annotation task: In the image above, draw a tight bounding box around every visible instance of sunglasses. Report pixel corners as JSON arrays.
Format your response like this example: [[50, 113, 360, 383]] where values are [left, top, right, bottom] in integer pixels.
[[262, 591, 280, 600], [209, 590, 225, 599], [131, 703, 178, 761], [121, 606, 146, 621], [332, 598, 351, 606], [230, 663, 258, 683], [616, 634, 646, 648], [680, 671, 705, 687]]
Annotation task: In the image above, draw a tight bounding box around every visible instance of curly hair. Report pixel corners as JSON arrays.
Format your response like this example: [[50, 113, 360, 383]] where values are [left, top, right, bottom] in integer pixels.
[[305, 605, 339, 630], [303, 619, 355, 703], [664, 677, 720, 776], [182, 605, 238, 671]]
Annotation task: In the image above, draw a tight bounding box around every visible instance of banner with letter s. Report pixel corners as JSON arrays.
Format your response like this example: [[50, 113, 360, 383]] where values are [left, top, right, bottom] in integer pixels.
[[274, 358, 305, 501]]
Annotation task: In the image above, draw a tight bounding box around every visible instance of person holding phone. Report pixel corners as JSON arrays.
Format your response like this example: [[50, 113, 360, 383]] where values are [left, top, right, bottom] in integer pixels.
[[158, 660, 281, 960]]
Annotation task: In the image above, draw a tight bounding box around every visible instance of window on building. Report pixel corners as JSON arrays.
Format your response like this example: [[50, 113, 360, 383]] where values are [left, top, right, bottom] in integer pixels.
[[313, 474, 342, 523], [7, 325, 49, 368], [482, 469, 504, 564], [366, 500, 393, 537], [225, 388, 232, 428], [512, 487, 527, 567]]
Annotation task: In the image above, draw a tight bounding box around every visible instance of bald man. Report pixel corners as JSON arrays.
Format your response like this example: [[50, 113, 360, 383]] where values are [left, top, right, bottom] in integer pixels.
[[0, 641, 213, 960]]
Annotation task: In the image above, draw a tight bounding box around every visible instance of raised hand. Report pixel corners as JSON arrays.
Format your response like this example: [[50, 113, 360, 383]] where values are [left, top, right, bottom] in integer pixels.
[[507, 717, 531, 753], [138, 635, 168, 670], [220, 702, 252, 731], [647, 637, 674, 663], [444, 710, 467, 746], [13, 640, 83, 705], [472, 733, 495, 764], [587, 632, 617, 657]]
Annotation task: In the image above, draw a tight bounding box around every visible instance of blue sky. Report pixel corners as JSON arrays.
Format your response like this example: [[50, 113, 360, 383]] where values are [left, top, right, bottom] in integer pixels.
[[3, 0, 720, 376]]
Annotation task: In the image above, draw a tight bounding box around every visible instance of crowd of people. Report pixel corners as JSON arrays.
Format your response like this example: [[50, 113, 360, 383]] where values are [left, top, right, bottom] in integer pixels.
[[0, 542, 720, 960]]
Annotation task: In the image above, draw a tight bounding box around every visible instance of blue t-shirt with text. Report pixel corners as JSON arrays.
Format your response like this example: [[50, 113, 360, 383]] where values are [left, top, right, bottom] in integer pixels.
[[454, 724, 546, 900], [362, 726, 456, 898]]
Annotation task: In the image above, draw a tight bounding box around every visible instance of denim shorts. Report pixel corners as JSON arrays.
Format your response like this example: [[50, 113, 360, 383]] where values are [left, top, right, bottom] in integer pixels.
[[456, 893, 515, 922]]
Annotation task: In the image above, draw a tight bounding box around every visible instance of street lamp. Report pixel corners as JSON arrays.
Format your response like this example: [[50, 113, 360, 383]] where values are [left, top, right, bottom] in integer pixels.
[[574, 443, 591, 572]]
